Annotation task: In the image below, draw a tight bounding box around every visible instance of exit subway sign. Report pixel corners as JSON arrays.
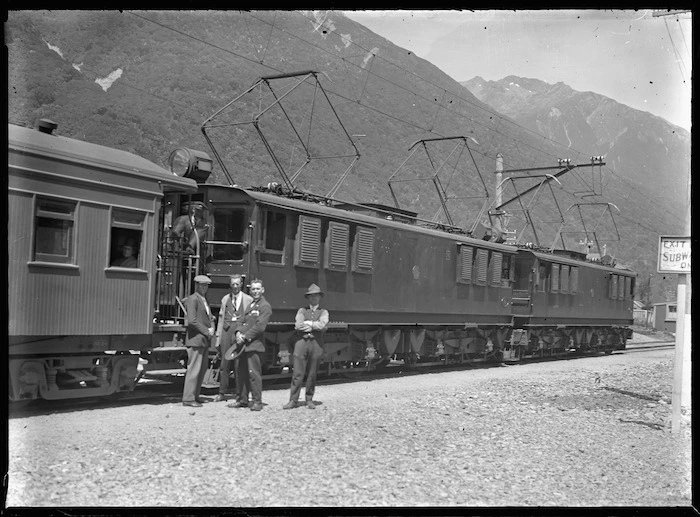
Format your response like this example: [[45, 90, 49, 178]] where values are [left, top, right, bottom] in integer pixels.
[[658, 236, 691, 273]]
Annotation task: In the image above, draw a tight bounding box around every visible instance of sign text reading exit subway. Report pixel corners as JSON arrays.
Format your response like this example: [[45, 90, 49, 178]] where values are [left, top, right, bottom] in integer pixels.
[[658, 236, 691, 273]]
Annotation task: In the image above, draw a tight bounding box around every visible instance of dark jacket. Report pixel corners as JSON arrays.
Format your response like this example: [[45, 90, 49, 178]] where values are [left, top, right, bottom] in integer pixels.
[[234, 296, 272, 353], [185, 293, 213, 348]]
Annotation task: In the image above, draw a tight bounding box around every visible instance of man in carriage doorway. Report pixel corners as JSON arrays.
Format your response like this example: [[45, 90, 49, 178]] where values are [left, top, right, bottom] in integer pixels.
[[182, 275, 215, 407], [283, 283, 329, 410], [171, 201, 209, 255], [213, 274, 253, 402], [171, 201, 209, 294]]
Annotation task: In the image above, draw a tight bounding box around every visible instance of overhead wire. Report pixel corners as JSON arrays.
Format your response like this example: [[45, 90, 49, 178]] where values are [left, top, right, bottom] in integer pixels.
[[116, 10, 683, 234]]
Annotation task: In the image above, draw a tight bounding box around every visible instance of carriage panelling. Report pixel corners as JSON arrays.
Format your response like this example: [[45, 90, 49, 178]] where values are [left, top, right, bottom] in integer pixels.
[[214, 186, 515, 326], [8, 124, 196, 343]]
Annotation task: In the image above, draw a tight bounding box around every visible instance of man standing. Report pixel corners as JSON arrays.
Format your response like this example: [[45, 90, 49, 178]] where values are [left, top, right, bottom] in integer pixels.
[[227, 279, 271, 412], [182, 275, 215, 407], [214, 274, 253, 402], [283, 284, 329, 410]]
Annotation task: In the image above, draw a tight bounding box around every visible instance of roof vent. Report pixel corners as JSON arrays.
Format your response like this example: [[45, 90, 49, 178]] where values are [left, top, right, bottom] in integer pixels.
[[36, 119, 58, 134]]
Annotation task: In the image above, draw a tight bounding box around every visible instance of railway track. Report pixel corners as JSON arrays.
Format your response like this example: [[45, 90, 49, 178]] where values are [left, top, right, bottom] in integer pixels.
[[10, 341, 675, 416]]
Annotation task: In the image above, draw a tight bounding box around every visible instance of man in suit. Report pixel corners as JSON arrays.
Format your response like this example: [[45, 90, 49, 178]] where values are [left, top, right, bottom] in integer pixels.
[[227, 278, 272, 411], [283, 284, 329, 410], [182, 275, 215, 407], [213, 274, 253, 402]]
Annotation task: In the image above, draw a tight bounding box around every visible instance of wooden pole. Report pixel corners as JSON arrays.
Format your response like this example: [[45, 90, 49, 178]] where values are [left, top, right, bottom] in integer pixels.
[[671, 273, 688, 433]]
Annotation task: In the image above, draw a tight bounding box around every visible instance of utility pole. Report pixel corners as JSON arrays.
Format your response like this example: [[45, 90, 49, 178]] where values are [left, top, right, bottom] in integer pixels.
[[651, 7, 691, 434]]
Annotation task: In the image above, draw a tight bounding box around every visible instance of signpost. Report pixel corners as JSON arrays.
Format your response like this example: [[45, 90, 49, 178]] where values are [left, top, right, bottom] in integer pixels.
[[658, 236, 691, 433]]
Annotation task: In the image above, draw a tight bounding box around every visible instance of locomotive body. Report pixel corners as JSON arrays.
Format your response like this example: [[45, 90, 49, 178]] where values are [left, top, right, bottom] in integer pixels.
[[8, 123, 198, 401], [181, 184, 517, 371], [506, 249, 635, 359]]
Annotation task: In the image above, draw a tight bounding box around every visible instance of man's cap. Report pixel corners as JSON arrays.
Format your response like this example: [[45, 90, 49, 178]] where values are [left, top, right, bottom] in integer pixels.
[[305, 283, 324, 296], [194, 275, 212, 284]]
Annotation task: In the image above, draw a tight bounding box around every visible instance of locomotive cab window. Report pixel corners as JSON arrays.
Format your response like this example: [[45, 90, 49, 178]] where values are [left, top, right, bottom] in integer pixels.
[[211, 206, 247, 261], [259, 209, 287, 265], [109, 209, 144, 268], [34, 197, 76, 264]]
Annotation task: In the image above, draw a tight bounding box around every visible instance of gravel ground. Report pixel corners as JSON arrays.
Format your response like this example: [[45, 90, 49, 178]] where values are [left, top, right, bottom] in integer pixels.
[[6, 340, 692, 508]]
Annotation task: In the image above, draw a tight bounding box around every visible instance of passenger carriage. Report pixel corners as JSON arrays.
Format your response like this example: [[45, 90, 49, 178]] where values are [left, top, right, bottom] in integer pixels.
[[8, 122, 198, 401]]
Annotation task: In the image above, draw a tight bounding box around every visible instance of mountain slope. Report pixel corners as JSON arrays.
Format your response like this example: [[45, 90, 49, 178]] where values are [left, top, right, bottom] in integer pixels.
[[7, 10, 685, 301], [463, 75, 690, 214]]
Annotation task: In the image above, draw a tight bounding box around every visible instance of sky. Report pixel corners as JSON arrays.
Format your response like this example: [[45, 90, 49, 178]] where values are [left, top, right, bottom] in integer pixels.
[[344, 9, 692, 131]]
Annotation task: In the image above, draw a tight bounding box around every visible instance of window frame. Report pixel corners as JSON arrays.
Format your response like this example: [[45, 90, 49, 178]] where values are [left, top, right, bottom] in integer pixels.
[[456, 245, 473, 284], [351, 226, 375, 274], [108, 207, 146, 269], [294, 215, 322, 268], [324, 221, 350, 271], [259, 208, 288, 266], [33, 196, 77, 264], [209, 204, 248, 262], [474, 248, 488, 285], [550, 263, 560, 293]]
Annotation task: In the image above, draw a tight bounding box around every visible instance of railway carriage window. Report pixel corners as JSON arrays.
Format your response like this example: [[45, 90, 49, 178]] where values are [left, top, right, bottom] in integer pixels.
[[490, 251, 503, 286], [352, 227, 375, 273], [211, 207, 246, 261], [259, 209, 287, 264], [560, 265, 570, 294], [474, 248, 488, 285], [570, 267, 579, 294], [456, 245, 473, 284], [109, 209, 144, 268], [550, 263, 560, 293], [325, 221, 349, 271], [609, 274, 619, 299], [34, 198, 76, 264]]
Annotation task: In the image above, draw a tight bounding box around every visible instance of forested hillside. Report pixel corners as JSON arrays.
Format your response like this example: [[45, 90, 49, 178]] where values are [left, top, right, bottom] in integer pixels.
[[7, 10, 686, 302]]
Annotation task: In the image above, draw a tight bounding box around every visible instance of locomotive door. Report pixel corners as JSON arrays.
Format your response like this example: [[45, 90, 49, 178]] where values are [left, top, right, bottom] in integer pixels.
[[205, 202, 253, 298]]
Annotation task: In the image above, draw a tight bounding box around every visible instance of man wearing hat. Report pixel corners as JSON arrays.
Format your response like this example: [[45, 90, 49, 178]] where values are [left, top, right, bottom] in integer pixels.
[[171, 201, 208, 255], [283, 283, 329, 409], [182, 274, 215, 407]]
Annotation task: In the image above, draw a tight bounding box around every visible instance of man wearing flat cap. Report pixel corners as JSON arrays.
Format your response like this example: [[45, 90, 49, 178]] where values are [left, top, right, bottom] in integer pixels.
[[182, 274, 215, 407], [283, 283, 329, 409]]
